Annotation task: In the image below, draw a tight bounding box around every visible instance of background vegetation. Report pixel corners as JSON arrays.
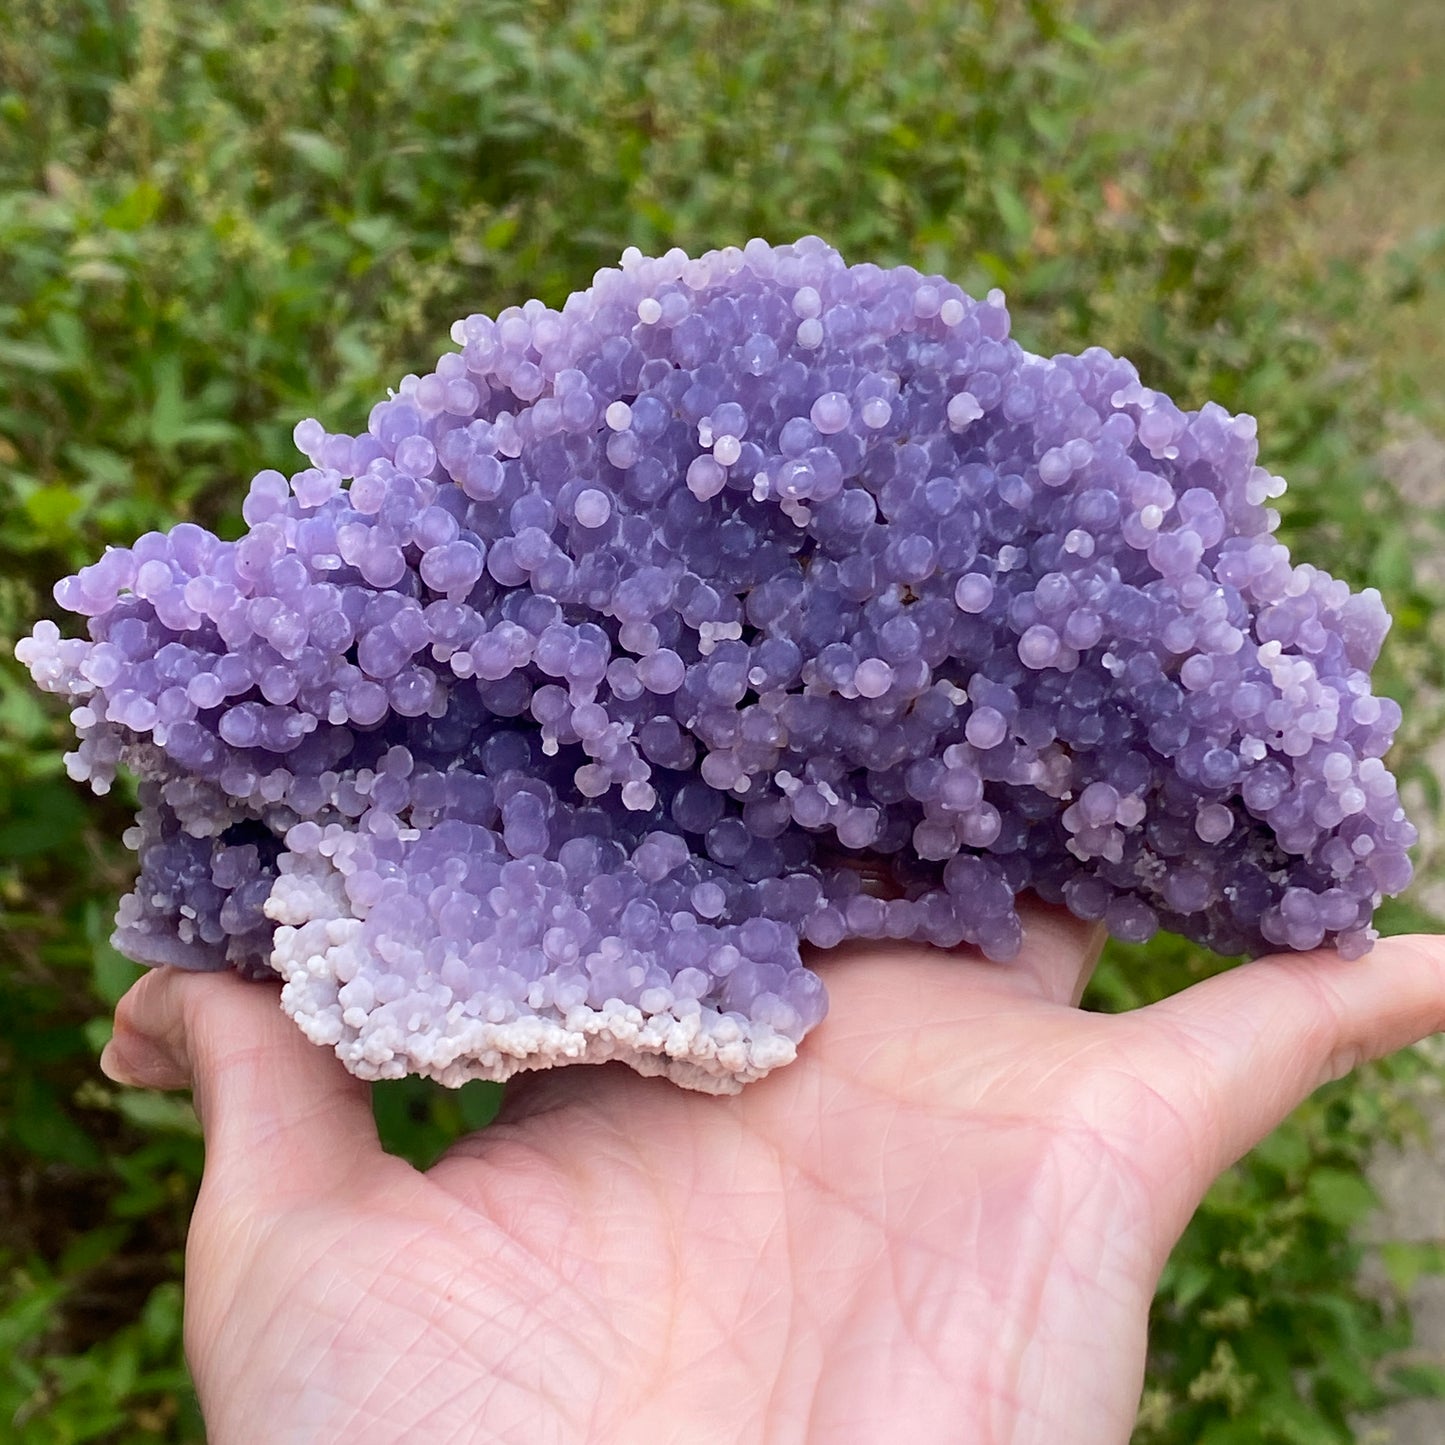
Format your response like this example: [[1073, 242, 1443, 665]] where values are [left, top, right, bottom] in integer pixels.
[[1, 0, 1443, 1438]]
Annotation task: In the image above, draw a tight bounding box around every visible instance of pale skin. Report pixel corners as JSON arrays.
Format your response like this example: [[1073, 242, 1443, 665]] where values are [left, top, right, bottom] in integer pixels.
[[101, 909, 1445, 1445]]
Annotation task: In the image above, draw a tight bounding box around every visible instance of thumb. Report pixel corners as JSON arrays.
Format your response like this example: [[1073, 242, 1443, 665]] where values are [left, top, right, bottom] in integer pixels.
[[1132, 933, 1445, 1184], [103, 966, 381, 1198]]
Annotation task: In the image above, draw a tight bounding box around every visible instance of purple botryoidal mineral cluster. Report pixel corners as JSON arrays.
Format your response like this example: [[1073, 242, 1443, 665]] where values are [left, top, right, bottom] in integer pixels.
[[18, 238, 1416, 1092]]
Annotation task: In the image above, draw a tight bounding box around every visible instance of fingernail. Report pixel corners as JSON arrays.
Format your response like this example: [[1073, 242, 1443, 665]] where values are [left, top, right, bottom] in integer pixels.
[[100, 1034, 185, 1088]]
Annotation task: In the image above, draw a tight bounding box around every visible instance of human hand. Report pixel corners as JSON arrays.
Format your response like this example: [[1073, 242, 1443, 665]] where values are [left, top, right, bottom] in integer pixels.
[[101, 910, 1445, 1445]]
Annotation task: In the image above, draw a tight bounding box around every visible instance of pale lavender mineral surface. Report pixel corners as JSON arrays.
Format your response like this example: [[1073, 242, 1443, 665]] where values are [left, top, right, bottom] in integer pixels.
[[17, 238, 1416, 1092]]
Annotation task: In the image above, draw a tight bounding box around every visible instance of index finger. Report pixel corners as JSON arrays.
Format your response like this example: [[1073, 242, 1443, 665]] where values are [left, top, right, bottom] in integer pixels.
[[1130, 933, 1445, 1183]]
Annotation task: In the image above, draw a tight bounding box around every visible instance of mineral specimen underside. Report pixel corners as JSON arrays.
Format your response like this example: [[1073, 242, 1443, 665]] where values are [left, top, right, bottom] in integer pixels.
[[18, 238, 1416, 1093]]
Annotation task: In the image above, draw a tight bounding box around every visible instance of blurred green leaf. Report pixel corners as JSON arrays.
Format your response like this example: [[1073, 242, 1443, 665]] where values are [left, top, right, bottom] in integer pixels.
[[57, 1223, 129, 1277], [1251, 1122, 1310, 1179], [1375, 894, 1445, 937], [1379, 1240, 1445, 1296], [990, 179, 1034, 243], [148, 356, 187, 451], [1305, 1168, 1379, 1230], [11, 1077, 103, 1168], [0, 780, 86, 857], [1390, 1363, 1445, 1399], [281, 129, 348, 180], [115, 1090, 201, 1136], [0, 338, 69, 374], [23, 484, 83, 535], [101, 180, 162, 232]]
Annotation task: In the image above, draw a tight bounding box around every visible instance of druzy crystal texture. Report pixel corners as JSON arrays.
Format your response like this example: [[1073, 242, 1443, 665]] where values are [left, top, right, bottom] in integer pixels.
[[18, 238, 1416, 1092]]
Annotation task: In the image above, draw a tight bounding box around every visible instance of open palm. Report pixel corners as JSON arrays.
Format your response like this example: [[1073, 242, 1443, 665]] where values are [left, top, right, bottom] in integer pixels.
[[105, 910, 1445, 1445]]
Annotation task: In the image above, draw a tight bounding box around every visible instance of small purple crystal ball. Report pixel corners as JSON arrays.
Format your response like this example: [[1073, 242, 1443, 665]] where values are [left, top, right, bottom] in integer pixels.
[[18, 238, 1415, 1092]]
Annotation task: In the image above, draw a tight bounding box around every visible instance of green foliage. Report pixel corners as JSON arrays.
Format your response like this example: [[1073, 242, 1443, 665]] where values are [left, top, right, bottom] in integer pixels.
[[373, 1076, 503, 1169], [0, 1269, 202, 1444], [1, 0, 1441, 1439]]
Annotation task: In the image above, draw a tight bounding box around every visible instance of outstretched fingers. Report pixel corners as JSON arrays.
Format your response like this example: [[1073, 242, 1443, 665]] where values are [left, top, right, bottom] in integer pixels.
[[1130, 934, 1445, 1189], [104, 967, 381, 1198]]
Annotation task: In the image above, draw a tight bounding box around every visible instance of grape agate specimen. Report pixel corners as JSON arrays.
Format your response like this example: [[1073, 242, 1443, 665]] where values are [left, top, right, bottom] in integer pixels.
[[18, 238, 1416, 1092]]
